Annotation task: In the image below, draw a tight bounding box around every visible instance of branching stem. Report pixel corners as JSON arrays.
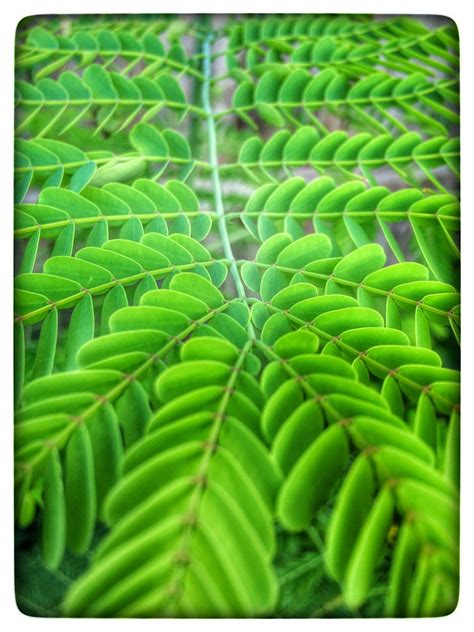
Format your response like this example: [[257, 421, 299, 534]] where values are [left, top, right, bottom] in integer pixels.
[[202, 33, 255, 339]]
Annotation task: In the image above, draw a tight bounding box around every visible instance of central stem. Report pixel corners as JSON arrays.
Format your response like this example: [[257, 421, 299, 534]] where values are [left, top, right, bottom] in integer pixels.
[[201, 33, 254, 330]]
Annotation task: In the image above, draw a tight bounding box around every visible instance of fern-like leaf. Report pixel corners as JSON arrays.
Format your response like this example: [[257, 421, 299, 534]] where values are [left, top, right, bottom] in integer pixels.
[[14, 13, 460, 618]]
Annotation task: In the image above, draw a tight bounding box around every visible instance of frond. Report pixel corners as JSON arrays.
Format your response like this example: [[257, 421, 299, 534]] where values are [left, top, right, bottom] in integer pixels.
[[15, 276, 253, 563], [226, 69, 459, 136], [225, 17, 458, 79], [63, 335, 281, 616], [241, 234, 460, 343], [236, 129, 459, 192], [14, 123, 198, 201], [16, 26, 203, 81], [15, 179, 212, 250], [241, 178, 459, 284], [261, 337, 459, 613], [15, 67, 195, 139], [14, 13, 460, 619]]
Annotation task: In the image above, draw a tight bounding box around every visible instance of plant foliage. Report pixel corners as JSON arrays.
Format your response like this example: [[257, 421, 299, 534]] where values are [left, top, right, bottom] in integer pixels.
[[14, 14, 460, 618]]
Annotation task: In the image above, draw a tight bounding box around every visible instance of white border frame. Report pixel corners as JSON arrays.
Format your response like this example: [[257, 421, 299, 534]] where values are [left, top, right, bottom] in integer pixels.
[[1, 1, 472, 629]]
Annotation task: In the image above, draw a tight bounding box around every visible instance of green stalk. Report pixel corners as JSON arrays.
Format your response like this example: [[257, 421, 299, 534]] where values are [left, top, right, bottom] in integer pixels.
[[201, 32, 255, 338]]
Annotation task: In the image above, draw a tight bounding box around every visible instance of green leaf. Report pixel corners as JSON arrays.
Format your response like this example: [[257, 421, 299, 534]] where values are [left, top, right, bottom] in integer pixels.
[[31, 308, 58, 379], [344, 487, 395, 609], [277, 424, 350, 530], [65, 424, 96, 554], [325, 455, 375, 582], [41, 449, 66, 569], [130, 123, 168, 158], [64, 295, 95, 370], [89, 405, 124, 515]]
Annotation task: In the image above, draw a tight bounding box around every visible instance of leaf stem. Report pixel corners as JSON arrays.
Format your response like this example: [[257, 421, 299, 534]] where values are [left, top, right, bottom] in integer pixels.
[[166, 340, 254, 611], [15, 259, 230, 324], [17, 44, 205, 80], [14, 212, 217, 239], [201, 32, 255, 338]]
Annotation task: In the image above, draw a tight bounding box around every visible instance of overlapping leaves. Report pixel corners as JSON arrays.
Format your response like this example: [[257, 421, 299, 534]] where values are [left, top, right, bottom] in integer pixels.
[[14, 13, 460, 619], [15, 123, 196, 202], [16, 25, 200, 80], [242, 177, 460, 287], [15, 275, 250, 562], [237, 128, 459, 192], [64, 335, 281, 616], [15, 65, 191, 139], [228, 68, 459, 136], [15, 179, 212, 272], [226, 17, 458, 80]]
